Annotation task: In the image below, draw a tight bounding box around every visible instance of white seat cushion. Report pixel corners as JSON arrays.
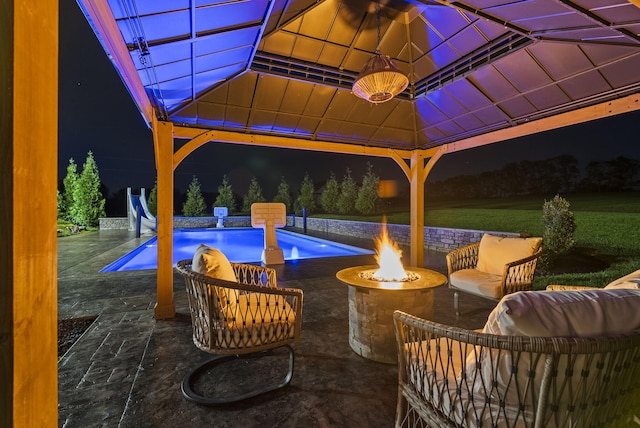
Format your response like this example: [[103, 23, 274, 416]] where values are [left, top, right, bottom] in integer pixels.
[[449, 268, 503, 299]]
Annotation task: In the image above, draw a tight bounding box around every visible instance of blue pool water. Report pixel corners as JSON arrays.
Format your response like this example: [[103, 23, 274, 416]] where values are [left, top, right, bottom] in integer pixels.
[[101, 228, 374, 272]]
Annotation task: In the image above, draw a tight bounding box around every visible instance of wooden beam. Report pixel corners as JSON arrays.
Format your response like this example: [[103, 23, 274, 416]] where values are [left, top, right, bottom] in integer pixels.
[[80, 0, 154, 124], [5, 0, 59, 425], [172, 127, 415, 167]]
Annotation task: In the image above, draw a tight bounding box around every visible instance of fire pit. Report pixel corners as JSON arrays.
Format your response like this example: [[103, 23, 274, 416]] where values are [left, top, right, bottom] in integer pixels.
[[335, 222, 446, 364], [336, 265, 446, 364]]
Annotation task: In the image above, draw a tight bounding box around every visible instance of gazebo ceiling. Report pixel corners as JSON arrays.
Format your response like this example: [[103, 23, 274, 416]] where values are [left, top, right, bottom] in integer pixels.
[[81, 0, 640, 150]]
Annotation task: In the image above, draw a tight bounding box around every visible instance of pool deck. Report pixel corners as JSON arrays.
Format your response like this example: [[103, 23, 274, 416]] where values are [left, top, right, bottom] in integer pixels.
[[58, 228, 496, 428]]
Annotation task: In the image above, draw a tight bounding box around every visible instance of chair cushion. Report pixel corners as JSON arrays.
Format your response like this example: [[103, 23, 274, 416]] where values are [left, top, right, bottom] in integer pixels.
[[476, 234, 542, 276], [192, 244, 238, 307], [605, 268, 640, 289], [449, 268, 503, 299]]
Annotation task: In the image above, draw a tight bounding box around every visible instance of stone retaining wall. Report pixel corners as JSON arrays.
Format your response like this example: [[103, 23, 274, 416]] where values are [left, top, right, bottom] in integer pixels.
[[100, 216, 527, 252], [292, 217, 526, 252]]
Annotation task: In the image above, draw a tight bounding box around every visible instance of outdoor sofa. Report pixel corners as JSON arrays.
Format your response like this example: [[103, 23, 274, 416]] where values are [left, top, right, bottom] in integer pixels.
[[394, 283, 640, 427]]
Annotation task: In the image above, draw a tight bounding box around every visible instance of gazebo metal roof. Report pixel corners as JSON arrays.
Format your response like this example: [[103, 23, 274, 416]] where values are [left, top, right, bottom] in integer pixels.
[[79, 0, 640, 151]]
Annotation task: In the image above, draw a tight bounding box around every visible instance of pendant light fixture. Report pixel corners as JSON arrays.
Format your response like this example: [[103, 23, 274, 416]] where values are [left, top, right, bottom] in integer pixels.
[[352, 0, 409, 104]]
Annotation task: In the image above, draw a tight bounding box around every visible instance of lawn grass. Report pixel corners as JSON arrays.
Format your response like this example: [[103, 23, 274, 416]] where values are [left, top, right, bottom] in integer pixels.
[[318, 192, 640, 289]]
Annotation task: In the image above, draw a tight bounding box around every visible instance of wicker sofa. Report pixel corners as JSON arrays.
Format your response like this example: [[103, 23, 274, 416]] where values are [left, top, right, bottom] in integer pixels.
[[393, 288, 640, 427]]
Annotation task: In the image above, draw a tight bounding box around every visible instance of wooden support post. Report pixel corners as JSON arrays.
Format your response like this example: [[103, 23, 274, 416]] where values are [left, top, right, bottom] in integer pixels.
[[153, 120, 176, 319], [409, 152, 426, 267], [2, 0, 59, 425]]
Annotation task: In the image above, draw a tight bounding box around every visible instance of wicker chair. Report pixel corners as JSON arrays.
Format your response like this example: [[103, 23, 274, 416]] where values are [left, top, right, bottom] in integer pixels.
[[175, 259, 303, 405], [393, 309, 640, 427], [446, 234, 542, 316]]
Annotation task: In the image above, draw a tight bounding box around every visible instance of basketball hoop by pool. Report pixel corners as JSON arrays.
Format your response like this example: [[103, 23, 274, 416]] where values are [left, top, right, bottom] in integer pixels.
[[101, 228, 374, 272]]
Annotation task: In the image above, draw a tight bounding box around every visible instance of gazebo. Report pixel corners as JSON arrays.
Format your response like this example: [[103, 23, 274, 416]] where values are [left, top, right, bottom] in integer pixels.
[[4, 0, 640, 425]]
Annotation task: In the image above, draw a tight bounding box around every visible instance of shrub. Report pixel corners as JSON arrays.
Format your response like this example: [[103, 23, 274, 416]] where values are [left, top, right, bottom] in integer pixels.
[[337, 168, 358, 215], [182, 175, 207, 216], [70, 151, 106, 227], [242, 176, 266, 213], [295, 173, 315, 216], [272, 176, 293, 213], [214, 174, 236, 214], [540, 194, 576, 269], [321, 172, 340, 213], [147, 179, 158, 216], [355, 162, 379, 215]]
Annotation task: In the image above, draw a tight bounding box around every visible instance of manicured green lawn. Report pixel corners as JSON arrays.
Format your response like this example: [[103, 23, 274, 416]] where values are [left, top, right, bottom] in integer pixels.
[[318, 192, 640, 289]]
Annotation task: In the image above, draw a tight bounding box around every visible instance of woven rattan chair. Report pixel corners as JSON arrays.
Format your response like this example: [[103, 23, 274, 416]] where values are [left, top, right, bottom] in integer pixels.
[[393, 309, 640, 427], [447, 234, 542, 316], [175, 259, 303, 405]]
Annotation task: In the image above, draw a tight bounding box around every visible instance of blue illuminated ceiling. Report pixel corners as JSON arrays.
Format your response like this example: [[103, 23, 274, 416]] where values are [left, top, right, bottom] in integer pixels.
[[81, 0, 640, 149]]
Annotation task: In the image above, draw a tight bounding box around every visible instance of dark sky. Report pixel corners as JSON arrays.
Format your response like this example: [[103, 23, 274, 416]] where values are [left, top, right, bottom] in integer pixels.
[[58, 2, 640, 199]]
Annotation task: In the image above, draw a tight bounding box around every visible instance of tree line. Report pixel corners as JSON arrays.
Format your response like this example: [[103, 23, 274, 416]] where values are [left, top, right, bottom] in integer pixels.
[[427, 155, 640, 199], [147, 163, 383, 217]]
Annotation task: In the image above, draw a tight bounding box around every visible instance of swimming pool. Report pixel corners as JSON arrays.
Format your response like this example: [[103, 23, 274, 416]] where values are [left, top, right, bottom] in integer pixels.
[[101, 228, 374, 272]]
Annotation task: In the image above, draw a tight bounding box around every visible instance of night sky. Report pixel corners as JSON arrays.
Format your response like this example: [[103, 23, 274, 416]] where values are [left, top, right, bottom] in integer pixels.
[[58, 2, 640, 199]]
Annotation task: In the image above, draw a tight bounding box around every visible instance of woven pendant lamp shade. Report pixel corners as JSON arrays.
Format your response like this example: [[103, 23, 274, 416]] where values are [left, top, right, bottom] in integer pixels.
[[352, 52, 408, 103]]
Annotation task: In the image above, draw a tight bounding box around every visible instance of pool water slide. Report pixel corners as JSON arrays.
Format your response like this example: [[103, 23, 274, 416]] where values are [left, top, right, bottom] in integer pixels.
[[127, 187, 157, 233]]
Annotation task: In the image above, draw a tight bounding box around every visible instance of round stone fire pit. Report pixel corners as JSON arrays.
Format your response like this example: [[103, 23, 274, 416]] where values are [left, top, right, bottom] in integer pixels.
[[336, 265, 447, 364]]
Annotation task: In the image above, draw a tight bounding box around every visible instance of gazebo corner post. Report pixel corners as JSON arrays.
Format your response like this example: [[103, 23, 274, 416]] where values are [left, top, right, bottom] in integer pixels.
[[409, 151, 426, 267], [153, 119, 176, 319]]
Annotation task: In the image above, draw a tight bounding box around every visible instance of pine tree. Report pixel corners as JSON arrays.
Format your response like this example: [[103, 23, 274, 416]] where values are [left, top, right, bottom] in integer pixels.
[[182, 175, 207, 216], [70, 151, 106, 227], [242, 176, 266, 213], [321, 172, 340, 213], [147, 179, 158, 216], [336, 168, 358, 215], [214, 174, 236, 214], [295, 173, 315, 215], [356, 162, 380, 215], [57, 189, 63, 219], [272, 176, 293, 212], [61, 158, 79, 221]]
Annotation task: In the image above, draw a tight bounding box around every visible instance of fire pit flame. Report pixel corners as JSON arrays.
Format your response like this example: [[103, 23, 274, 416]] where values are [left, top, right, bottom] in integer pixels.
[[360, 219, 419, 283]]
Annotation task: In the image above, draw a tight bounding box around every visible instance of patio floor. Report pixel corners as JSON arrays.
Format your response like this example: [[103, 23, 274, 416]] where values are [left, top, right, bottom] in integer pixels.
[[58, 228, 496, 428]]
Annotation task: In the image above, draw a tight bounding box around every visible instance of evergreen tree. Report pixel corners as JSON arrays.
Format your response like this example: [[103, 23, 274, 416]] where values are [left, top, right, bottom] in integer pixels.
[[61, 158, 79, 221], [272, 176, 293, 212], [57, 189, 63, 219], [147, 179, 158, 216], [242, 176, 266, 213], [356, 162, 380, 215], [70, 151, 106, 227], [295, 173, 316, 216], [182, 175, 207, 216], [214, 174, 236, 214], [336, 168, 358, 215], [321, 172, 340, 213]]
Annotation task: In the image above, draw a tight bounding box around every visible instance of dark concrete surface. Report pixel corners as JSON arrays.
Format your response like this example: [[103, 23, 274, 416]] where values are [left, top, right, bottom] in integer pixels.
[[58, 229, 495, 428]]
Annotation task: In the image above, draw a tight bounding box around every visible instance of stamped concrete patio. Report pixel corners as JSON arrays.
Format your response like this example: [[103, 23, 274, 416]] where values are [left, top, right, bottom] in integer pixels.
[[58, 229, 496, 428]]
